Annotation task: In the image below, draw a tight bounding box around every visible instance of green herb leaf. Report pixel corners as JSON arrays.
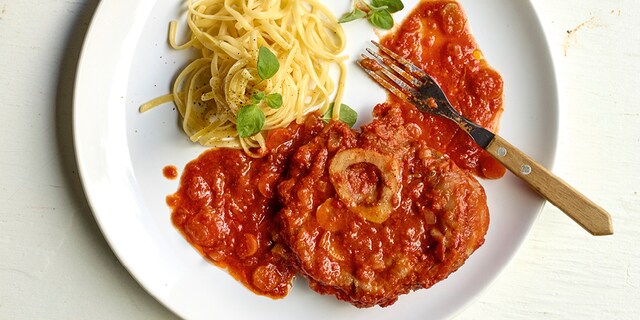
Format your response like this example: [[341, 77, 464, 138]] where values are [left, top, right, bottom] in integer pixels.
[[265, 93, 283, 109], [338, 104, 358, 127], [321, 103, 358, 128], [237, 104, 265, 138], [338, 0, 402, 28], [338, 8, 367, 23], [252, 92, 265, 103], [257, 46, 280, 80], [369, 9, 394, 30], [371, 0, 404, 13]]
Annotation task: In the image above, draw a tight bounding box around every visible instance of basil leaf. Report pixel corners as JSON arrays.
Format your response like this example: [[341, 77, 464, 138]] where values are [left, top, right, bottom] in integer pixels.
[[252, 92, 265, 103], [265, 93, 283, 109], [371, 0, 404, 13], [257, 46, 279, 80], [369, 9, 394, 30], [338, 8, 367, 23], [367, 5, 388, 12], [338, 104, 358, 128], [237, 104, 265, 138], [321, 103, 358, 128], [320, 106, 332, 123]]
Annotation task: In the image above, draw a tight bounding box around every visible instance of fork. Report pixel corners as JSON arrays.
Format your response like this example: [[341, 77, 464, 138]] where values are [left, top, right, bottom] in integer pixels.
[[358, 41, 613, 236]]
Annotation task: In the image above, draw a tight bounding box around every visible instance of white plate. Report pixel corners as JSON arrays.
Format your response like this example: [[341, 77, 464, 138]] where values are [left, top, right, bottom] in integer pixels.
[[74, 1, 558, 319]]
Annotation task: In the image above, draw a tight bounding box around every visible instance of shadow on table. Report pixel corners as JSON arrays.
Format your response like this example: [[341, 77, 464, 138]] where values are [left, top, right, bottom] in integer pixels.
[[53, 1, 177, 318]]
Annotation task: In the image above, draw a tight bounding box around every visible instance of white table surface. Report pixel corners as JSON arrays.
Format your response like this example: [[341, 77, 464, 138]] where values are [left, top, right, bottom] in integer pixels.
[[1, 0, 638, 319]]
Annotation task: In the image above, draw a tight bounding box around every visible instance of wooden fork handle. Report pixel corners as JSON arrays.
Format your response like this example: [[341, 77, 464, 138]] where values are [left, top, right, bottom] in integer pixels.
[[485, 135, 613, 236]]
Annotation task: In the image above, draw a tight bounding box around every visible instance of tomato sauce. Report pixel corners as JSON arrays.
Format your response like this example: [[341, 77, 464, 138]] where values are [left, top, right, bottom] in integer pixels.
[[166, 116, 324, 298], [162, 165, 178, 180], [381, 0, 506, 179]]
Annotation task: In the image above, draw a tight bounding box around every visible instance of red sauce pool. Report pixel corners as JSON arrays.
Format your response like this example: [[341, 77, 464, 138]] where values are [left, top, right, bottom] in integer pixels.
[[162, 165, 178, 180], [166, 116, 324, 298]]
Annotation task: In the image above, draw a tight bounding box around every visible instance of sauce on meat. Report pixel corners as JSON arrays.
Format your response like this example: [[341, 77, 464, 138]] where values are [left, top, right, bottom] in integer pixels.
[[277, 108, 489, 308], [381, 1, 506, 179], [166, 116, 324, 298]]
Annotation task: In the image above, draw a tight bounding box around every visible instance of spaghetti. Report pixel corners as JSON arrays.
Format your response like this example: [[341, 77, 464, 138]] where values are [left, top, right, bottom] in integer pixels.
[[140, 0, 347, 156]]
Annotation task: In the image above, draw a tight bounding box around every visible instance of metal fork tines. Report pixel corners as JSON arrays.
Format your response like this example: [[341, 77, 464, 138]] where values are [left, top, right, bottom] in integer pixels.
[[357, 40, 495, 148]]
